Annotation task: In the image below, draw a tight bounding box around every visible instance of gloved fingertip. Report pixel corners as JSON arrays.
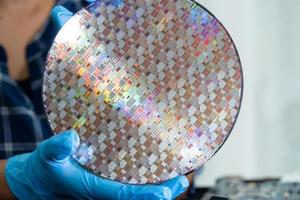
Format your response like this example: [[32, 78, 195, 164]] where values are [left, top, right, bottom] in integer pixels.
[[85, 0, 97, 3], [177, 175, 190, 190], [40, 130, 79, 161], [59, 130, 79, 151], [53, 130, 79, 160], [163, 187, 172, 200], [157, 187, 172, 200], [51, 5, 74, 28], [159, 175, 190, 199], [70, 129, 80, 152]]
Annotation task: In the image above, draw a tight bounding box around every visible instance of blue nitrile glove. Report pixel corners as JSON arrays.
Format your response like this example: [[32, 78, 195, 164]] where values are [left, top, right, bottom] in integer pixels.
[[51, 0, 124, 28], [5, 130, 189, 200]]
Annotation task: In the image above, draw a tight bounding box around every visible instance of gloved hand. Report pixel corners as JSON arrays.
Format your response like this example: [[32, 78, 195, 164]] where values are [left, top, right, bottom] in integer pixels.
[[5, 130, 189, 200]]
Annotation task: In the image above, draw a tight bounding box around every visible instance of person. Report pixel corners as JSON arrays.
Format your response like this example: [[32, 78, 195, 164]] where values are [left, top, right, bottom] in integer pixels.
[[0, 0, 193, 199]]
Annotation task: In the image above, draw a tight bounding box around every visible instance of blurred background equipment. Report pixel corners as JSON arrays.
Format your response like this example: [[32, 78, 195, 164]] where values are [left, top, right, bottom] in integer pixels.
[[188, 176, 300, 200]]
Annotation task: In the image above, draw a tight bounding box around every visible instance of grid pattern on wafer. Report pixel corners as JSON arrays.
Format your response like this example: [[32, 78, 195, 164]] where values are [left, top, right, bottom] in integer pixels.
[[43, 0, 243, 184]]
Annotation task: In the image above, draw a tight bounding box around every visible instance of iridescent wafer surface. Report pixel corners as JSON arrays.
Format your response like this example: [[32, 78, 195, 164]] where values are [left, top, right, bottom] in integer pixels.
[[43, 0, 243, 184]]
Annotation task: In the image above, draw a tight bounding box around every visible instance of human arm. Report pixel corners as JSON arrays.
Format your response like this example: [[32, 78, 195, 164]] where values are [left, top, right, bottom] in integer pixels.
[[0, 160, 14, 199]]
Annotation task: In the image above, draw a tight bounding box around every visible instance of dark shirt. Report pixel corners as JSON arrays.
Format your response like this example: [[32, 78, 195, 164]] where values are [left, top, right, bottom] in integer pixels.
[[17, 79, 34, 101], [0, 0, 87, 159]]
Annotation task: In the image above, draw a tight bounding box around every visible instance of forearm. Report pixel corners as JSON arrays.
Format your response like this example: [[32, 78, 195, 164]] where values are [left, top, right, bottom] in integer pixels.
[[0, 160, 14, 199]]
